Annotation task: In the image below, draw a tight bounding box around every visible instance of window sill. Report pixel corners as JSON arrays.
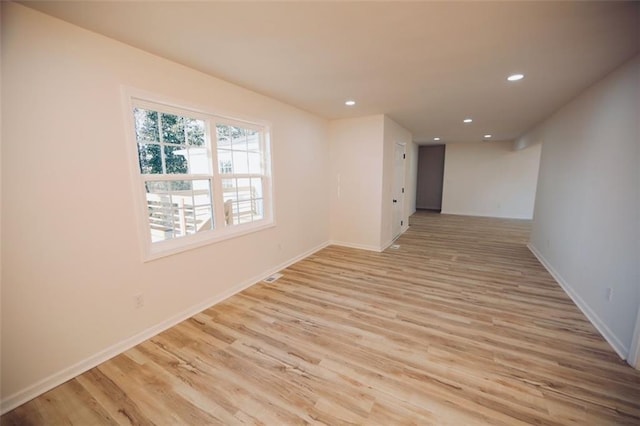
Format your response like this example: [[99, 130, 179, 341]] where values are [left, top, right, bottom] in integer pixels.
[[143, 220, 275, 262]]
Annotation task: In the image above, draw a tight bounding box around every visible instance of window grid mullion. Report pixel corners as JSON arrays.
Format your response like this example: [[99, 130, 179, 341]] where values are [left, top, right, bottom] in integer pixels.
[[218, 173, 264, 179], [158, 113, 167, 174], [209, 121, 227, 229], [142, 174, 212, 182]]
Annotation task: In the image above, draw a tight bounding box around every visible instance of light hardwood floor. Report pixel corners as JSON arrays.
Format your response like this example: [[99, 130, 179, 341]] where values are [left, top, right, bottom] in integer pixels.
[[3, 212, 640, 425]]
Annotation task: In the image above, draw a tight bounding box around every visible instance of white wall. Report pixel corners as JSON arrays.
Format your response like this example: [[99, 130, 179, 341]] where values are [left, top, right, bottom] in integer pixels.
[[524, 55, 640, 359], [441, 141, 541, 219], [329, 115, 414, 251], [329, 116, 385, 251], [381, 116, 414, 248], [1, 3, 330, 409]]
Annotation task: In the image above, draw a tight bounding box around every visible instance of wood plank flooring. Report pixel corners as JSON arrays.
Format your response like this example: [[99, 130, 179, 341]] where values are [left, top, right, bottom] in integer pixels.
[[3, 212, 640, 425]]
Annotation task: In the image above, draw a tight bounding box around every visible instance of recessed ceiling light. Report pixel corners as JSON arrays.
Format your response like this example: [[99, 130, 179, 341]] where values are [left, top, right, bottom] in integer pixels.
[[463, 118, 473, 124], [507, 73, 524, 82], [484, 134, 492, 139], [433, 137, 441, 141], [345, 100, 356, 106]]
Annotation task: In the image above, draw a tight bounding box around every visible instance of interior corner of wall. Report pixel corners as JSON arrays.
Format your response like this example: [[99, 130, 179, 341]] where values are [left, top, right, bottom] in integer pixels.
[[513, 124, 546, 152], [513, 137, 527, 151]]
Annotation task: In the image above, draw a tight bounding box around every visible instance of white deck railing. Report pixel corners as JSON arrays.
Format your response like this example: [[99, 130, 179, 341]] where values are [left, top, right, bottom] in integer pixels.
[[147, 187, 258, 241]]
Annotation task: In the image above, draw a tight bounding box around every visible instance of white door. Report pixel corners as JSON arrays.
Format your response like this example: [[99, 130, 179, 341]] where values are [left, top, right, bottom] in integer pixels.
[[392, 143, 406, 238]]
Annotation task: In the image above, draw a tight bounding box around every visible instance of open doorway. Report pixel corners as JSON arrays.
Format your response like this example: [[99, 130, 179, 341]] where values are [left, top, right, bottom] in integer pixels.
[[416, 144, 445, 211]]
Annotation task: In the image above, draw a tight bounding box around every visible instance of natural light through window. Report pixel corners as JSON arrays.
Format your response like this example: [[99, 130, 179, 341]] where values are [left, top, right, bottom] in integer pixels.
[[129, 97, 272, 259], [217, 124, 265, 225]]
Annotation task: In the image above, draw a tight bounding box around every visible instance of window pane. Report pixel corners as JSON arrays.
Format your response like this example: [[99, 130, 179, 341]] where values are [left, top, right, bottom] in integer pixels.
[[217, 124, 263, 175], [138, 143, 162, 174], [224, 199, 234, 226], [186, 118, 206, 146], [134, 108, 159, 142], [146, 180, 169, 192], [231, 127, 247, 151], [216, 125, 232, 148], [246, 129, 260, 152], [250, 177, 263, 199], [183, 147, 212, 174], [222, 177, 235, 192], [146, 181, 175, 242], [145, 179, 213, 242], [168, 179, 193, 191], [218, 150, 233, 174], [237, 201, 253, 224], [253, 199, 264, 221], [217, 126, 266, 227], [164, 146, 189, 174], [192, 183, 212, 205], [160, 113, 186, 144], [237, 178, 251, 200], [222, 178, 237, 201], [221, 178, 255, 202], [194, 206, 213, 231], [219, 179, 264, 225], [248, 152, 262, 174], [232, 151, 249, 173]]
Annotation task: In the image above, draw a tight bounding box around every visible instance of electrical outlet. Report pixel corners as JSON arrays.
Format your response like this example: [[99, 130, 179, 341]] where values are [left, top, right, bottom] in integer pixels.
[[134, 293, 144, 309], [606, 287, 613, 302]]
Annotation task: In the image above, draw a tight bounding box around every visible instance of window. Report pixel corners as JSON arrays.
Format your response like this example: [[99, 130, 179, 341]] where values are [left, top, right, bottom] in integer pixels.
[[128, 97, 272, 259], [216, 124, 265, 225]]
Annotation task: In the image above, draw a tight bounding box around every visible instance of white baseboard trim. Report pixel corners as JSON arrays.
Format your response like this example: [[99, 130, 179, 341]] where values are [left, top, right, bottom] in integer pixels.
[[527, 243, 628, 360], [329, 240, 383, 253], [0, 240, 331, 415], [331, 226, 411, 254], [382, 225, 410, 251], [380, 239, 394, 251], [380, 239, 395, 251], [441, 210, 533, 220]]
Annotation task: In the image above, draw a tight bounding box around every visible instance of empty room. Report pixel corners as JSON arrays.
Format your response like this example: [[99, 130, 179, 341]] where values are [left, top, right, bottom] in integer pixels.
[[1, 1, 639, 424]]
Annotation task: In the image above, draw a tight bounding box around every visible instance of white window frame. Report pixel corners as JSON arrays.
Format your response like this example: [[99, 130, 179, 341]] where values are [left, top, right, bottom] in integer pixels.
[[123, 89, 274, 261]]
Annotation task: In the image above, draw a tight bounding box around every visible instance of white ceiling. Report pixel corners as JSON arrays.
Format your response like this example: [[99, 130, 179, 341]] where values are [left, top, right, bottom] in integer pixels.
[[21, 1, 640, 144]]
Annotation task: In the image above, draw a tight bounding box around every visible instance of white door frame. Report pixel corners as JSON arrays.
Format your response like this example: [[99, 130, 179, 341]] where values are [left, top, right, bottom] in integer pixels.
[[629, 305, 640, 369], [392, 143, 406, 239]]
